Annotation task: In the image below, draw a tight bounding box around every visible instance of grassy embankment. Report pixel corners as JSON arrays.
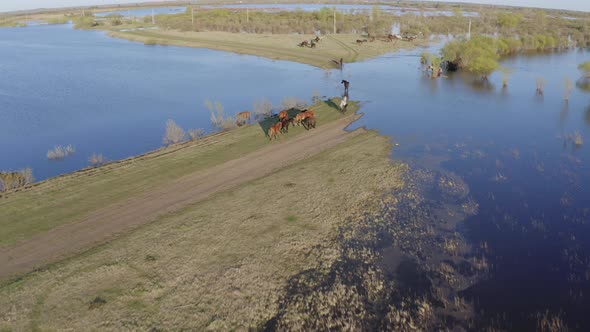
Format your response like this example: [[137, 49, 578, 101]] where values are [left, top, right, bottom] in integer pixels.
[[0, 105, 407, 331], [108, 30, 427, 68], [0, 99, 355, 248]]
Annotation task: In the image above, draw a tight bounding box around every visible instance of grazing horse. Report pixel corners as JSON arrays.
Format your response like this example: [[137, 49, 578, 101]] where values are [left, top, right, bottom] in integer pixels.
[[299, 40, 309, 47], [278, 110, 289, 122], [236, 111, 251, 126], [268, 121, 283, 141], [310, 40, 316, 48], [294, 110, 315, 125], [303, 116, 316, 129], [341, 80, 350, 95], [281, 118, 294, 133]]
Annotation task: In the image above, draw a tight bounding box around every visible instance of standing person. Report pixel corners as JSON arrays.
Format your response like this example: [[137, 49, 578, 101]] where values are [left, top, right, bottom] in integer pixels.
[[339, 57, 343, 69]]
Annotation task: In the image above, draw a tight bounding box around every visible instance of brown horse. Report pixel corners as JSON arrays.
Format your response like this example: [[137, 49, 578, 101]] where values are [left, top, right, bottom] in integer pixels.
[[303, 116, 316, 130], [299, 40, 309, 47], [268, 121, 283, 141], [281, 118, 294, 133], [295, 110, 315, 125], [314, 36, 320, 42], [236, 111, 251, 126], [310, 40, 316, 48], [278, 110, 289, 121]]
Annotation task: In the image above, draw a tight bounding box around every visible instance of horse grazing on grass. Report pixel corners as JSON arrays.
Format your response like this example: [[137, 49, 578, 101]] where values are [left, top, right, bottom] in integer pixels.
[[299, 40, 309, 47], [303, 116, 316, 130], [294, 110, 315, 126], [268, 121, 283, 141], [278, 110, 289, 122], [281, 118, 294, 133], [356, 39, 367, 45], [310, 41, 316, 48], [236, 111, 251, 126]]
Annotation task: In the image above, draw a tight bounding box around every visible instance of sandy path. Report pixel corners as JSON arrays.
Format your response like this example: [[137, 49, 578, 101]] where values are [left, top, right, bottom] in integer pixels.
[[0, 115, 363, 281]]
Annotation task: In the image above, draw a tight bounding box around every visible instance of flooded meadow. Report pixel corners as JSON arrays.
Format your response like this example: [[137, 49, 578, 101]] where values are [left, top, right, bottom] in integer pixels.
[[1, 19, 589, 330]]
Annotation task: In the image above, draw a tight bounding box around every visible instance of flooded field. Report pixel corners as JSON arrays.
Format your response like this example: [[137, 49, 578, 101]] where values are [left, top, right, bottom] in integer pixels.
[[96, 4, 478, 18], [1, 20, 589, 330]]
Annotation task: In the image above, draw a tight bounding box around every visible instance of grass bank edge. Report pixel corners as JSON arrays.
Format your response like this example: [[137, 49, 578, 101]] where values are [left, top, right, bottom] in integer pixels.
[[0, 99, 359, 247]]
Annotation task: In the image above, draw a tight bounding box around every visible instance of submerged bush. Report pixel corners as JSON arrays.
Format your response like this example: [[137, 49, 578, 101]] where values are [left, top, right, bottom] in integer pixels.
[[89, 153, 106, 167], [47, 145, 75, 160], [73, 16, 99, 29]]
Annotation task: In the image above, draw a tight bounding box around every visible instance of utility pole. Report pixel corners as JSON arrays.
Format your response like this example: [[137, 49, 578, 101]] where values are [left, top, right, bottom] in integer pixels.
[[468, 18, 472, 39], [333, 8, 336, 34]]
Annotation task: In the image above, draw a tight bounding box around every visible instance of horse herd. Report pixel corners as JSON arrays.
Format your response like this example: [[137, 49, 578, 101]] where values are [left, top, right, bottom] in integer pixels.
[[268, 109, 316, 141], [356, 32, 421, 45], [298, 36, 321, 48]]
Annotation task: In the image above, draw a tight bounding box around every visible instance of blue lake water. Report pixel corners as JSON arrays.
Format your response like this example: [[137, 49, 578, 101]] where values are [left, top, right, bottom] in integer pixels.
[[1, 22, 590, 330]]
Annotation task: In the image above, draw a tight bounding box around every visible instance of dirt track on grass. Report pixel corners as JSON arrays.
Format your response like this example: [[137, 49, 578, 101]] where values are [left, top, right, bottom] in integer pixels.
[[0, 115, 363, 281]]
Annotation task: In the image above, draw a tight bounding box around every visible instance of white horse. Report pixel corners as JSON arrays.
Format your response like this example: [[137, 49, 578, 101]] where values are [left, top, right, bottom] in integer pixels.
[[339, 95, 348, 111]]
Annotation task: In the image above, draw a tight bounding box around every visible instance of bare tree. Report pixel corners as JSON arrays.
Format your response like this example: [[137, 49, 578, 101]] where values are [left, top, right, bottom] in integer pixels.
[[163, 119, 186, 145], [189, 128, 206, 140], [281, 96, 308, 110], [253, 98, 273, 119], [207, 100, 236, 131]]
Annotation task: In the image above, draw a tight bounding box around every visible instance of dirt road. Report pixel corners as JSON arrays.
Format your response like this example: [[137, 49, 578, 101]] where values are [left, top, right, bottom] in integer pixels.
[[0, 115, 363, 281]]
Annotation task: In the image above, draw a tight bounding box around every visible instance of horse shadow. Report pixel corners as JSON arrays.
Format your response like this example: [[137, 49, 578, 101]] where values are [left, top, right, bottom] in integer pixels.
[[323, 99, 340, 110]]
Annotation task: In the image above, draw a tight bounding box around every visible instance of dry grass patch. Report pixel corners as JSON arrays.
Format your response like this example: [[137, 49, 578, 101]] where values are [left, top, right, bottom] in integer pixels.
[[0, 131, 406, 331]]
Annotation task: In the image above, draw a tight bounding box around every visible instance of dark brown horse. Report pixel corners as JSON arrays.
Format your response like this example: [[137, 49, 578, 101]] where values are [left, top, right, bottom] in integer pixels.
[[299, 40, 309, 47], [281, 118, 294, 133], [278, 110, 289, 122], [341, 80, 350, 95], [303, 116, 316, 130]]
